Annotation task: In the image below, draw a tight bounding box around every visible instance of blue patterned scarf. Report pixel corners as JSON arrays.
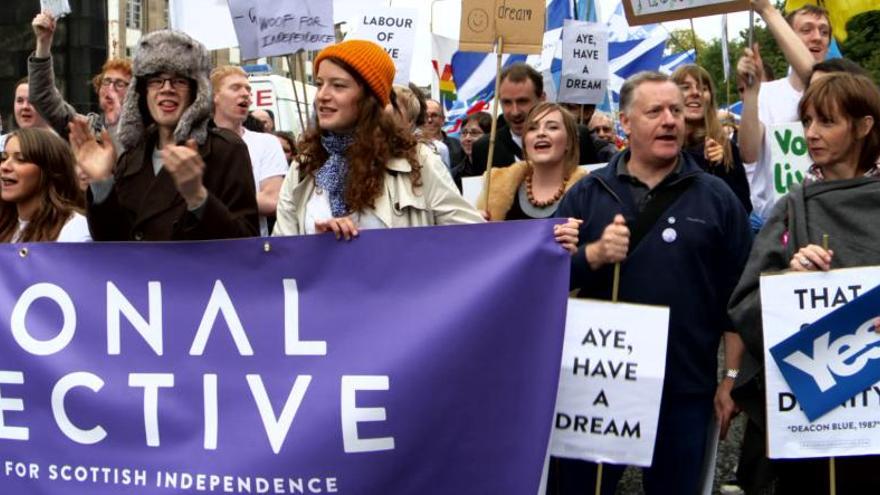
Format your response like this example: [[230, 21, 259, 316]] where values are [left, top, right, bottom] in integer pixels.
[[316, 133, 354, 217]]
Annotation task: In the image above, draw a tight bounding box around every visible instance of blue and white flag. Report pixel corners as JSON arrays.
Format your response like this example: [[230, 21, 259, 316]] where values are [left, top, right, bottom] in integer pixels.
[[660, 49, 696, 75]]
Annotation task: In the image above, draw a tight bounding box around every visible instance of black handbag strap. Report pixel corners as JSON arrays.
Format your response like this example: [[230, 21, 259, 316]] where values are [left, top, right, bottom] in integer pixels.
[[628, 176, 695, 250]]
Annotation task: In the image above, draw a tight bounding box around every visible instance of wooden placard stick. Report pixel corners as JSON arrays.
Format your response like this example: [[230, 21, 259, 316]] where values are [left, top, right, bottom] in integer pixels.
[[296, 53, 312, 124], [484, 36, 504, 198], [287, 54, 307, 133]]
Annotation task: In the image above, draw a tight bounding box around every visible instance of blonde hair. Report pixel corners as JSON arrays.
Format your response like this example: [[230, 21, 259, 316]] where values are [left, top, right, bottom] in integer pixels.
[[522, 102, 580, 173], [671, 64, 733, 170], [391, 84, 421, 128], [210, 65, 247, 94]]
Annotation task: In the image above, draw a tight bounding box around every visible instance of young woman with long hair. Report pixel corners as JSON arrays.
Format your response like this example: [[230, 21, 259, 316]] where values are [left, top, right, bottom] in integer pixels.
[[477, 102, 587, 221], [672, 64, 752, 213], [272, 40, 485, 237], [0, 128, 89, 242]]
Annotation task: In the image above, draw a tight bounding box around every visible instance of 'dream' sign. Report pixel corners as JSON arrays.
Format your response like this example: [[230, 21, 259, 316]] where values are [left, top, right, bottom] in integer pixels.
[[550, 299, 669, 467], [0, 221, 569, 494], [459, 0, 546, 54], [558, 20, 608, 105], [761, 267, 880, 459]]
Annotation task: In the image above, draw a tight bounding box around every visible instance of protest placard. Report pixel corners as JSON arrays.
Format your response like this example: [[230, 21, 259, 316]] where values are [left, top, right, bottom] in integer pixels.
[[169, 0, 240, 52], [227, 0, 261, 59], [771, 284, 880, 421], [768, 122, 812, 201], [761, 266, 880, 459], [0, 221, 568, 494], [623, 0, 750, 26], [558, 20, 608, 105], [550, 299, 669, 466], [225, 0, 335, 59], [459, 0, 546, 54], [40, 0, 71, 18], [348, 8, 418, 85]]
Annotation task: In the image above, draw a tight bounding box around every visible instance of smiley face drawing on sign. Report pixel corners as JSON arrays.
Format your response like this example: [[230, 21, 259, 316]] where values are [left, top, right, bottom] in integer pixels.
[[468, 8, 490, 33]]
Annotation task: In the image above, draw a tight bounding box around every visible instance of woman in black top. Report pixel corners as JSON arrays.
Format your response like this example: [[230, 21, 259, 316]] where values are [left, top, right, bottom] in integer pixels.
[[672, 64, 752, 213]]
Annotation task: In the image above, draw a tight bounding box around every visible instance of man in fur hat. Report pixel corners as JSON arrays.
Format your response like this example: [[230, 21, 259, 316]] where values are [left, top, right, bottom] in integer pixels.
[[70, 30, 259, 241]]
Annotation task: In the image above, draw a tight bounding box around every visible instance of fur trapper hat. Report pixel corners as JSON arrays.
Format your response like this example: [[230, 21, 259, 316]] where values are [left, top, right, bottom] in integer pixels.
[[116, 30, 212, 152]]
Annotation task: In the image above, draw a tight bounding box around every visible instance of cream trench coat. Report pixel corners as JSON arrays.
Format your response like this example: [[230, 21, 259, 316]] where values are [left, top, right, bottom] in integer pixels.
[[272, 146, 484, 235]]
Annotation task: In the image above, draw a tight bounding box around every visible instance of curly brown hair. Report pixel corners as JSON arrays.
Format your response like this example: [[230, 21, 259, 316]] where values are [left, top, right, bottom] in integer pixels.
[[0, 128, 84, 242], [298, 57, 420, 213]]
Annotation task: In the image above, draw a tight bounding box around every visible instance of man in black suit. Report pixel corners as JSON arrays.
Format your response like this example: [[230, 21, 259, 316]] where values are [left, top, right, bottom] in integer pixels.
[[469, 63, 617, 176]]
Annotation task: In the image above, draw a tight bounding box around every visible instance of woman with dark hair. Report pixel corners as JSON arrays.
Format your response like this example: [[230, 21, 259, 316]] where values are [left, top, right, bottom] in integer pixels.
[[672, 64, 752, 213], [451, 112, 492, 190], [477, 103, 587, 221], [273, 131, 296, 165], [0, 128, 90, 242], [272, 40, 485, 237], [729, 72, 880, 493]]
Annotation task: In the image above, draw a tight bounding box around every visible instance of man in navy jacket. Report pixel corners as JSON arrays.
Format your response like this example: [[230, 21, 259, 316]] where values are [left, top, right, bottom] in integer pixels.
[[551, 71, 752, 495]]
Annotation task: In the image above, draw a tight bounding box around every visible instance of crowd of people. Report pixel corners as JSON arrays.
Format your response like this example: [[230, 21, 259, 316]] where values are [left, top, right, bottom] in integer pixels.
[[2, 1, 880, 494]]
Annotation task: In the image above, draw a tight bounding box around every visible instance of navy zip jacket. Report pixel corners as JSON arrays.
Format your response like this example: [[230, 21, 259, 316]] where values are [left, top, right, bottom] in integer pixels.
[[556, 150, 753, 395]]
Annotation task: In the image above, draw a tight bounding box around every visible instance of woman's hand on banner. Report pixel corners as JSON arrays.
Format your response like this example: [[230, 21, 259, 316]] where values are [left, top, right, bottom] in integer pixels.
[[554, 218, 582, 254], [315, 216, 359, 241]]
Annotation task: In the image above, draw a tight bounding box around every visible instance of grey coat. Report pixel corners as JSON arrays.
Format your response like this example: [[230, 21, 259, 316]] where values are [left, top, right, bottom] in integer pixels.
[[27, 54, 114, 142], [728, 177, 880, 415]]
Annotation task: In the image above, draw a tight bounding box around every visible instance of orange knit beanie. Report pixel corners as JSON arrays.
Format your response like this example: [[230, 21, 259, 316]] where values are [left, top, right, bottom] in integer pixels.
[[314, 40, 396, 107]]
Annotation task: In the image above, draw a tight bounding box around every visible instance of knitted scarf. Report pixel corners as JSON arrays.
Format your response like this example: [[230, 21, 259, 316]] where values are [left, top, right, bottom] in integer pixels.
[[316, 133, 354, 217]]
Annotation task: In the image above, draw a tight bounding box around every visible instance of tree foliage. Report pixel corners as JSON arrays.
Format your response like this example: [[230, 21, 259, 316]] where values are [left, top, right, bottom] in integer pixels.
[[840, 11, 880, 83]]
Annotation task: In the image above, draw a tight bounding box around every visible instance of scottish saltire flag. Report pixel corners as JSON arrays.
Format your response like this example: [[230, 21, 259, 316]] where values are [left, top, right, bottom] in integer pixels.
[[606, 0, 659, 42], [595, 0, 665, 111], [607, 30, 668, 103], [660, 49, 696, 75]]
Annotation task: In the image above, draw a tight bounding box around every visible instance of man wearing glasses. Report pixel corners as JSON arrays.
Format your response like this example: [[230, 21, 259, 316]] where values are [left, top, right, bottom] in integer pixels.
[[69, 30, 259, 241], [28, 11, 131, 146]]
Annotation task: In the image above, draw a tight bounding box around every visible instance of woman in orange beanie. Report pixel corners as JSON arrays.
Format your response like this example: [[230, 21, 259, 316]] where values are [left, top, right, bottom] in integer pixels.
[[272, 39, 487, 237]]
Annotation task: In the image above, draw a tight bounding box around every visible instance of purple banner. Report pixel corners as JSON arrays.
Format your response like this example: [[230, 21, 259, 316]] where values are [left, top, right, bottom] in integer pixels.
[[0, 220, 568, 494]]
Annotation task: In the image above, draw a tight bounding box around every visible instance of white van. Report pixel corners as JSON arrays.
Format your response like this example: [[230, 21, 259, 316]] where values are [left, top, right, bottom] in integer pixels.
[[248, 74, 316, 136]]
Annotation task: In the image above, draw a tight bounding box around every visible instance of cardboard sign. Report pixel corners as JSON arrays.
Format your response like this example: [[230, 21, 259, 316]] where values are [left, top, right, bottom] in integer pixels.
[[558, 20, 608, 105], [550, 299, 669, 466], [348, 9, 418, 85], [768, 122, 812, 201], [771, 284, 880, 421], [41, 0, 71, 18], [228, 0, 335, 59], [623, 0, 750, 26], [761, 267, 880, 459], [459, 0, 546, 54]]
